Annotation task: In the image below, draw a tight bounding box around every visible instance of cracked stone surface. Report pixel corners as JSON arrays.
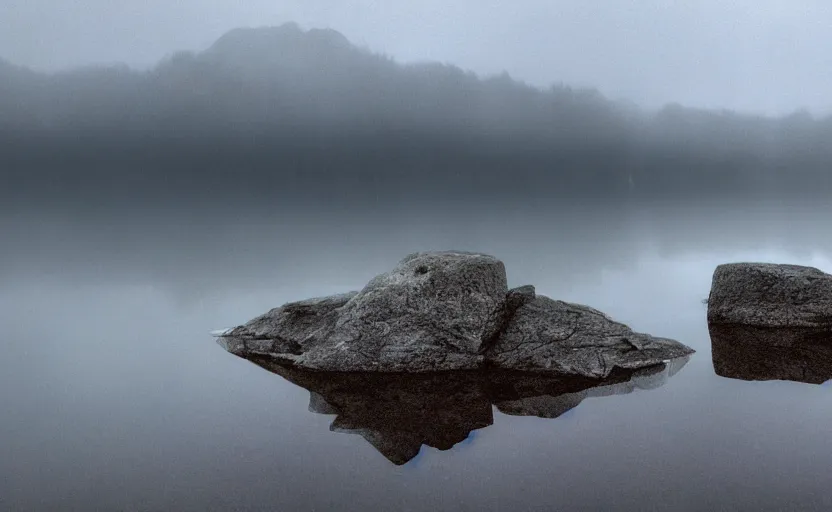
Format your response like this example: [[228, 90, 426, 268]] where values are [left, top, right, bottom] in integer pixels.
[[707, 263, 832, 327], [226, 251, 507, 372], [218, 251, 694, 376], [487, 296, 694, 378]]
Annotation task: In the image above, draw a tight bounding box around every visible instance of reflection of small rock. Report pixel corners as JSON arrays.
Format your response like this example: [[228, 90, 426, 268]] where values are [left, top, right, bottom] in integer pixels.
[[218, 251, 693, 377], [710, 323, 832, 384]]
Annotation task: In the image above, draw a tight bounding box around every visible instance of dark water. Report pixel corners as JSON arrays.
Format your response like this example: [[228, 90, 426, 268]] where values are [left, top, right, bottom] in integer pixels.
[[3, 193, 832, 511]]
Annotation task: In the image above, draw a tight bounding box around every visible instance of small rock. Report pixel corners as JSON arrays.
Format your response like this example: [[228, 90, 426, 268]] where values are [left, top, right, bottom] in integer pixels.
[[707, 263, 832, 327]]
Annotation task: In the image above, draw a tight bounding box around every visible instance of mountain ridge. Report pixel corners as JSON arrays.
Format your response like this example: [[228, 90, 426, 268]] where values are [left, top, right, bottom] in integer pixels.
[[0, 23, 824, 124], [2, 22, 832, 202]]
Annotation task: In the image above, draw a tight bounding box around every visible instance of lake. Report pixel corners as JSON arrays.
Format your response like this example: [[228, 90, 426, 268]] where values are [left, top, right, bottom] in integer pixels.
[[3, 192, 832, 511]]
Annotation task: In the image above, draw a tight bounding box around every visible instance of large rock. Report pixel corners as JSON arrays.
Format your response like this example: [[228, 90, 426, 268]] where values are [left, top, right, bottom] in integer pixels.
[[227, 251, 508, 372], [218, 251, 693, 376], [707, 263, 832, 327]]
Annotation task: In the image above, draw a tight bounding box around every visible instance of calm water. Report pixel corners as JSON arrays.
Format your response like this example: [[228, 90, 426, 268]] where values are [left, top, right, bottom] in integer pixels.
[[3, 197, 832, 511]]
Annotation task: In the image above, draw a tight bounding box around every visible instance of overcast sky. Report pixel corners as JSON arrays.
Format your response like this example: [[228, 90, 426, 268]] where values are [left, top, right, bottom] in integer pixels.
[[2, 0, 831, 115]]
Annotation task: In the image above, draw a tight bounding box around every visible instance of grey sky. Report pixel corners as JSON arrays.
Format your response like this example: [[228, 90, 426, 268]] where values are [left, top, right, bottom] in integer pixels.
[[2, 0, 831, 115]]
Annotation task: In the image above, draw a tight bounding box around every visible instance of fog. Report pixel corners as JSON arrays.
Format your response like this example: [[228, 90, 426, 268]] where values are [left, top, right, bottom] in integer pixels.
[[3, 23, 832, 214], [3, 20, 830, 315], [3, 1, 832, 115]]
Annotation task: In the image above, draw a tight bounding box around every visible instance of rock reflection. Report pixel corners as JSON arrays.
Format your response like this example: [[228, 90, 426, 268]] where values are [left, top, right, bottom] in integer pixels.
[[710, 323, 832, 384], [243, 355, 690, 465]]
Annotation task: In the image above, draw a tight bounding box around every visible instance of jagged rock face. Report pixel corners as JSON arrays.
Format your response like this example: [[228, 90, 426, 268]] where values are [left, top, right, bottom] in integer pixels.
[[225, 292, 357, 356], [488, 297, 694, 378], [220, 251, 693, 376], [228, 251, 508, 372], [707, 263, 832, 327], [326, 251, 508, 367]]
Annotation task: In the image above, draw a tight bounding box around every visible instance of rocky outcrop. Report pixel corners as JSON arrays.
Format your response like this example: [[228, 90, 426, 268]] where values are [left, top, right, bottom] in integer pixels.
[[218, 251, 694, 377], [245, 355, 690, 465], [225, 251, 507, 372], [486, 296, 693, 378], [707, 263, 832, 327]]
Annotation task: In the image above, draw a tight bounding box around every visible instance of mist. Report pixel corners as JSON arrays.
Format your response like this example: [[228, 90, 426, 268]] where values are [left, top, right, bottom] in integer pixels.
[[3, 1, 832, 116], [2, 22, 832, 216]]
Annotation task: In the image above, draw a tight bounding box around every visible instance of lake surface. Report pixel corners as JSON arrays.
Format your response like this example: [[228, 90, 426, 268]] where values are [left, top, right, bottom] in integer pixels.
[[3, 194, 832, 511]]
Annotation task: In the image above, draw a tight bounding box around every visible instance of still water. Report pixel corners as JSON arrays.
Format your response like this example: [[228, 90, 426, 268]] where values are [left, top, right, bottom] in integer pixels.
[[2, 198, 832, 511]]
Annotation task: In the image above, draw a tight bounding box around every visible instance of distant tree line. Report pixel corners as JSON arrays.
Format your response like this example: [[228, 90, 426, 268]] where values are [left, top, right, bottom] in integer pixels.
[[2, 23, 831, 199]]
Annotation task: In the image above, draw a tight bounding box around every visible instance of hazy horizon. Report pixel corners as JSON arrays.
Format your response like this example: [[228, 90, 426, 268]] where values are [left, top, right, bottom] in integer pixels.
[[2, 1, 832, 116]]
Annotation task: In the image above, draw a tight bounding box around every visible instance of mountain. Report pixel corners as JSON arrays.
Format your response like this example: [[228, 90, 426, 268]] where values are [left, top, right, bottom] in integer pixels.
[[0, 24, 632, 144], [1, 23, 832, 200]]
